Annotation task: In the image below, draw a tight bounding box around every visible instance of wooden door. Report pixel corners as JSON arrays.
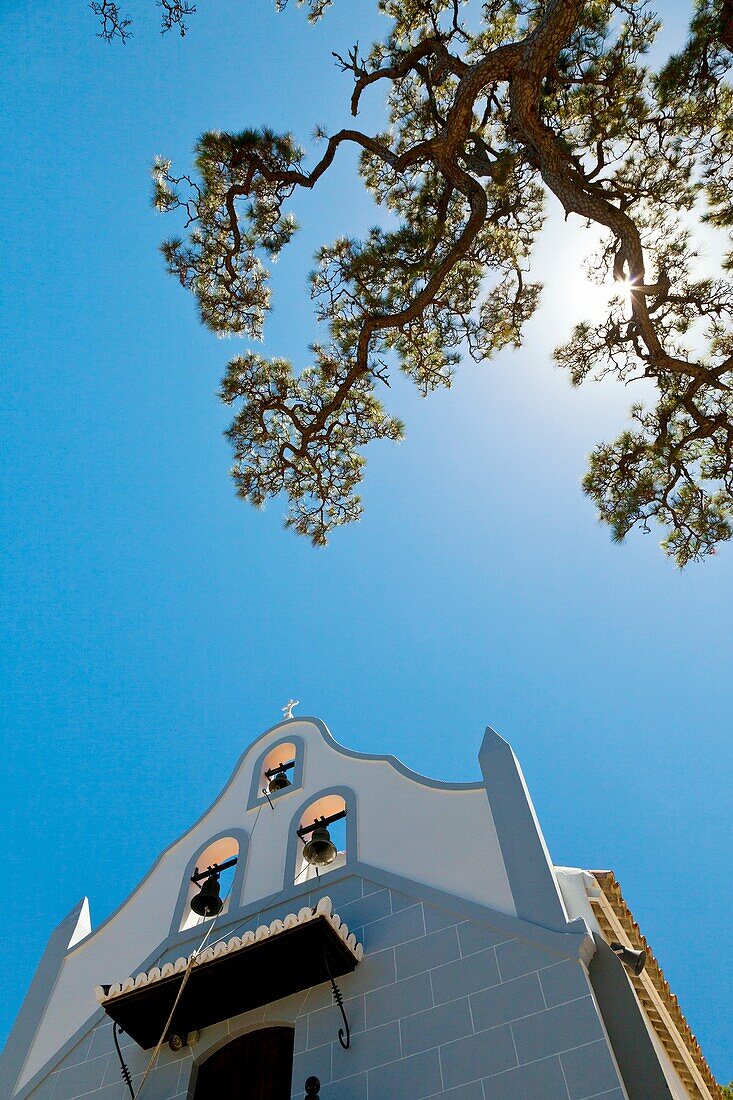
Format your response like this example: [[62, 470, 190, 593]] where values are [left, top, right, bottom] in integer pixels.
[[193, 1027, 295, 1099]]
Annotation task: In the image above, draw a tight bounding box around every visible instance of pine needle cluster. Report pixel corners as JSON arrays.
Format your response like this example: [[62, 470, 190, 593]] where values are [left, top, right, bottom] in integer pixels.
[[150, 0, 732, 561]]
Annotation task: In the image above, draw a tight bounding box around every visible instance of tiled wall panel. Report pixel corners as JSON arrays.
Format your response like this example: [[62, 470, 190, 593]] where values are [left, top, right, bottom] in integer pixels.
[[30, 875, 624, 1100]]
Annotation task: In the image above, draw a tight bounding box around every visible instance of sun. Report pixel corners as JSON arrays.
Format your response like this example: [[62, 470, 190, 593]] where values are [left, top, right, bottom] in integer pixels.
[[616, 275, 637, 306]]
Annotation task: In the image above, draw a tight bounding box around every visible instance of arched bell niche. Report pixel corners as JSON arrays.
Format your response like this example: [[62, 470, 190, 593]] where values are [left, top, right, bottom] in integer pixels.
[[287, 787, 357, 888], [171, 829, 248, 935], [261, 741, 297, 791], [193, 1026, 294, 1100], [247, 735, 305, 809]]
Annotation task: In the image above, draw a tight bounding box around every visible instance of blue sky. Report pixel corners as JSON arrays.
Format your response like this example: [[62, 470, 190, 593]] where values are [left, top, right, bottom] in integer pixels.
[[1, 0, 731, 1081]]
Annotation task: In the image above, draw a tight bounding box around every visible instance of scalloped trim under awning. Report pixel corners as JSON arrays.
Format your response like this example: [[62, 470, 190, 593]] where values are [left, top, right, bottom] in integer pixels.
[[96, 896, 362, 1049]]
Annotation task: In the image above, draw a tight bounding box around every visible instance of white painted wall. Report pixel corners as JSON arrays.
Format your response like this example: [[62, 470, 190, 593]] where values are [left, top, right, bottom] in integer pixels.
[[554, 867, 603, 934], [18, 718, 514, 1091]]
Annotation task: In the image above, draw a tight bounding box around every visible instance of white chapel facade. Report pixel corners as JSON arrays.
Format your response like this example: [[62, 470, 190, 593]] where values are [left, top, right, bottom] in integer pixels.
[[0, 716, 721, 1100]]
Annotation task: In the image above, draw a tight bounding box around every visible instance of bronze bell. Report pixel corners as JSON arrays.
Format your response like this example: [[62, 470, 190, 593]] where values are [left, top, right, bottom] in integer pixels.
[[302, 823, 337, 867], [268, 768, 291, 793], [190, 871, 223, 917]]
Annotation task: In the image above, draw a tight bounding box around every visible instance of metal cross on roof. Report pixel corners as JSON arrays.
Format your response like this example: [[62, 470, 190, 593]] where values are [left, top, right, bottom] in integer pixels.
[[282, 699, 299, 720]]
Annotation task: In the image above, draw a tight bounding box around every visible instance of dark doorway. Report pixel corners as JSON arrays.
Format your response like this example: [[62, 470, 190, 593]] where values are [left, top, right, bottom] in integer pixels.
[[193, 1027, 295, 1099]]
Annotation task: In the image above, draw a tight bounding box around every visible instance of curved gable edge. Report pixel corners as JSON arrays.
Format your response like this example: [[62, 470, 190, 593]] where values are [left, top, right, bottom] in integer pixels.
[[58, 717, 485, 960]]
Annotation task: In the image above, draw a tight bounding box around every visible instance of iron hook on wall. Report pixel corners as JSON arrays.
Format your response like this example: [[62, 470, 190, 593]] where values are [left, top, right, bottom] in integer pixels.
[[323, 947, 351, 1049], [112, 1023, 135, 1100]]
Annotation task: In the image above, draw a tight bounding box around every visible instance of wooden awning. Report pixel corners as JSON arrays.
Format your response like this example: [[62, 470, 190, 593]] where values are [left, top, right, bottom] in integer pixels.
[[96, 898, 362, 1049]]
